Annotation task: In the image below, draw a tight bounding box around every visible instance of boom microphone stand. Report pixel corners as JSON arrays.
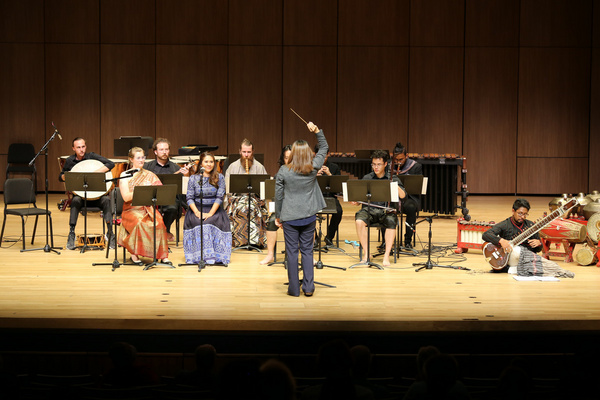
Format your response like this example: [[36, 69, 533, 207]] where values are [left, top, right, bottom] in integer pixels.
[[24, 122, 63, 254], [413, 214, 470, 272]]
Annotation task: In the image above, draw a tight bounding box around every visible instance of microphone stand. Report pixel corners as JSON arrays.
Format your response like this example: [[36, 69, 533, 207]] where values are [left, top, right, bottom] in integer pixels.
[[179, 173, 206, 272], [413, 215, 470, 272], [23, 124, 63, 254]]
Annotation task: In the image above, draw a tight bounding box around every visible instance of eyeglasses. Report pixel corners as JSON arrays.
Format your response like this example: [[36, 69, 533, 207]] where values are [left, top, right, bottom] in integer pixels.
[[516, 211, 528, 217], [371, 163, 385, 167], [134, 156, 146, 160]]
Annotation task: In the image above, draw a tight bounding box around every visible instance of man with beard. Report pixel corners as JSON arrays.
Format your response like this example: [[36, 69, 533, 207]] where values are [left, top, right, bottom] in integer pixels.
[[224, 138, 268, 192], [144, 138, 190, 241]]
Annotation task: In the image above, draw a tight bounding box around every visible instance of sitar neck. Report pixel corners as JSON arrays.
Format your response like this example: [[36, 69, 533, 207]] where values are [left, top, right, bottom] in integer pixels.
[[510, 199, 578, 246]]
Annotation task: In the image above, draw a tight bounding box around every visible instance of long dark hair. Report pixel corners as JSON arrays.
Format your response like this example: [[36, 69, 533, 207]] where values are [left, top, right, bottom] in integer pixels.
[[196, 152, 219, 188], [278, 145, 292, 167]]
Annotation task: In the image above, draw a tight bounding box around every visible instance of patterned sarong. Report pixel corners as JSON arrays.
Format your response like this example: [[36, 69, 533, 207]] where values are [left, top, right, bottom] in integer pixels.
[[225, 194, 268, 248], [517, 247, 575, 278]]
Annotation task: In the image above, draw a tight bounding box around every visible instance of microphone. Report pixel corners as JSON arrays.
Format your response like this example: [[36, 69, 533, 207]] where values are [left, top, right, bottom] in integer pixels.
[[199, 167, 205, 173], [124, 168, 140, 174], [51, 121, 62, 140]]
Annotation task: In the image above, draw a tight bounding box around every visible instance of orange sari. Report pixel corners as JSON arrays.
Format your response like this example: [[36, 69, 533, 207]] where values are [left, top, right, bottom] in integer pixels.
[[118, 169, 169, 259]]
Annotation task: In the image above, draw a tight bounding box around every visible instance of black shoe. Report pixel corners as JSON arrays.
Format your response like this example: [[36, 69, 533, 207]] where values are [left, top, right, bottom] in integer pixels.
[[324, 236, 334, 247], [66, 232, 76, 250], [403, 241, 413, 250], [377, 242, 386, 252], [130, 257, 144, 266], [106, 232, 116, 249]]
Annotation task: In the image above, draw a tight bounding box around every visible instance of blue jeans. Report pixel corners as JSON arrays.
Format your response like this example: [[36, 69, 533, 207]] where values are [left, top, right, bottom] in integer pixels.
[[282, 220, 316, 296]]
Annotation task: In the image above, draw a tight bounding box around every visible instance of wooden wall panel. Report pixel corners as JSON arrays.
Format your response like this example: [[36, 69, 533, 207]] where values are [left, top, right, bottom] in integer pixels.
[[228, 46, 282, 175], [590, 48, 600, 191], [229, 0, 282, 45], [100, 0, 155, 44], [45, 0, 99, 43], [464, 48, 519, 194], [517, 48, 590, 158], [520, 0, 592, 47], [45, 44, 100, 192], [156, 0, 227, 44], [283, 0, 337, 45], [465, 0, 519, 47], [337, 47, 409, 154], [408, 47, 463, 155], [0, 44, 45, 191], [595, 1, 600, 47], [100, 45, 155, 158], [0, 0, 44, 42], [517, 158, 588, 194], [283, 47, 337, 152], [338, 0, 409, 46], [410, 0, 464, 46], [156, 45, 228, 156]]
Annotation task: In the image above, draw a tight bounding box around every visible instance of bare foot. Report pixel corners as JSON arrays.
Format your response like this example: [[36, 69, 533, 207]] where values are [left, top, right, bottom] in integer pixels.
[[259, 254, 274, 265], [382, 257, 391, 267], [167, 232, 175, 242]]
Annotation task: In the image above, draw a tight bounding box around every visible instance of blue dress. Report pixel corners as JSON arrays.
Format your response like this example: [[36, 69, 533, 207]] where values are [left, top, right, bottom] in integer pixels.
[[183, 174, 232, 264]]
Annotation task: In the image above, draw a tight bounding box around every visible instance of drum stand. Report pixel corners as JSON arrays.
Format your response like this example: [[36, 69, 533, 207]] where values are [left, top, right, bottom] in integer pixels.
[[23, 124, 63, 254], [414, 215, 470, 272], [179, 178, 228, 272]]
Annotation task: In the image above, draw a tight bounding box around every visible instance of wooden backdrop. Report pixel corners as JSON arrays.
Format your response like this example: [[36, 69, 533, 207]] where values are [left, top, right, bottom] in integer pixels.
[[1, 0, 598, 194]]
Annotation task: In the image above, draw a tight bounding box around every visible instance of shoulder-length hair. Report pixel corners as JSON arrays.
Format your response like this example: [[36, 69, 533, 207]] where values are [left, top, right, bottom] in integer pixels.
[[128, 147, 145, 168], [287, 140, 314, 175], [278, 144, 292, 167], [196, 152, 219, 188]]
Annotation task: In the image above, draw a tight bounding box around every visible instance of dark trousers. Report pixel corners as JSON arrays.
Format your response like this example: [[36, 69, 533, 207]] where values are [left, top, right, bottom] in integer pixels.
[[69, 195, 111, 228], [282, 220, 316, 296], [326, 197, 343, 240], [402, 198, 418, 242], [160, 194, 185, 233]]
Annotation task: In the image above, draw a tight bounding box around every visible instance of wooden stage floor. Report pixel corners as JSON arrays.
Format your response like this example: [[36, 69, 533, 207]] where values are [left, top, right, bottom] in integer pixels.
[[1, 194, 599, 353]]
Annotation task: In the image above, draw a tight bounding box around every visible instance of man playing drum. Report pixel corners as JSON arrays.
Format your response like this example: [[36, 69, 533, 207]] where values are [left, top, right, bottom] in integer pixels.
[[59, 137, 115, 250]]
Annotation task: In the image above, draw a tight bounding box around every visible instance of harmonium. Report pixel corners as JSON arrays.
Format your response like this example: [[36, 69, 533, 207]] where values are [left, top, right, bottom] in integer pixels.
[[327, 152, 466, 216]]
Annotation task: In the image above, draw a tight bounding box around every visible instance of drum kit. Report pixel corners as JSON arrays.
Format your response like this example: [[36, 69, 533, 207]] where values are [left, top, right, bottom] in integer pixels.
[[544, 192, 600, 266]]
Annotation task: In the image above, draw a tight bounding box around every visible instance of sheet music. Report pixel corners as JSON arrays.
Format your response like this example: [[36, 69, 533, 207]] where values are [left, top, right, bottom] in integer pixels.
[[390, 181, 399, 202], [342, 182, 348, 202], [422, 177, 428, 195], [260, 181, 266, 200]]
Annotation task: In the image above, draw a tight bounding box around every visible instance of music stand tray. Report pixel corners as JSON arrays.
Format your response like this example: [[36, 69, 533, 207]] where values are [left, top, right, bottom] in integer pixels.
[[229, 174, 270, 252], [131, 184, 178, 270], [157, 174, 184, 195], [345, 179, 398, 270], [64, 171, 109, 253]]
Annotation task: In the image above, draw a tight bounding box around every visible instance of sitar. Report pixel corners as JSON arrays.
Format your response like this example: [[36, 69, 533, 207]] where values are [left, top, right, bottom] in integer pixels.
[[482, 198, 578, 270]]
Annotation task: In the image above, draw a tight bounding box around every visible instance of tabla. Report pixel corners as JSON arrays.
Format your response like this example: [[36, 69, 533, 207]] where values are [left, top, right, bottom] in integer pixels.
[[539, 218, 587, 243], [225, 194, 267, 248]]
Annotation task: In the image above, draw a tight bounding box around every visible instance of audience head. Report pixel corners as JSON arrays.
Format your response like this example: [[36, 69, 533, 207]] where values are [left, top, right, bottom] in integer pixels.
[[108, 342, 137, 368], [350, 345, 372, 381], [259, 359, 296, 400], [194, 344, 217, 371], [416, 345, 440, 380]]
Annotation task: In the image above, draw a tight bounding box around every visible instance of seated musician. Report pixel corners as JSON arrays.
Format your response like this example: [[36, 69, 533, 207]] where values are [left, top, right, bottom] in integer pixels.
[[315, 143, 343, 247], [353, 150, 406, 267], [183, 152, 232, 265], [391, 142, 423, 248], [260, 145, 291, 265], [143, 138, 190, 242], [224, 138, 269, 248], [118, 147, 171, 266], [59, 137, 115, 250], [481, 198, 574, 278]]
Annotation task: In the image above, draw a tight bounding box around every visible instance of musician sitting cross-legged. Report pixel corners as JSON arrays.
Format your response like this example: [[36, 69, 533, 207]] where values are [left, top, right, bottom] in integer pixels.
[[59, 137, 115, 250], [118, 147, 171, 266], [353, 150, 406, 267], [481, 198, 574, 278]]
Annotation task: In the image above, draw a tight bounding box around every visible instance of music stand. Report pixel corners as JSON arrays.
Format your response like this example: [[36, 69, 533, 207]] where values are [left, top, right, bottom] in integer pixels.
[[317, 175, 349, 252], [113, 137, 153, 157], [397, 175, 425, 253], [65, 171, 108, 253], [229, 174, 270, 252], [260, 178, 285, 267], [157, 174, 184, 246], [131, 184, 178, 270], [314, 198, 346, 271], [346, 180, 398, 270]]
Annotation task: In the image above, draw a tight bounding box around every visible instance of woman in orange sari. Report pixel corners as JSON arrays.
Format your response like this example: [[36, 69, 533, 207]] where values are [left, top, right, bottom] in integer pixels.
[[118, 147, 171, 265]]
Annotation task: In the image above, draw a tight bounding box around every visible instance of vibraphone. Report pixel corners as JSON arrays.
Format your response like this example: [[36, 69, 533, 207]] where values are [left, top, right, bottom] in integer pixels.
[[328, 152, 466, 216], [455, 218, 494, 254]]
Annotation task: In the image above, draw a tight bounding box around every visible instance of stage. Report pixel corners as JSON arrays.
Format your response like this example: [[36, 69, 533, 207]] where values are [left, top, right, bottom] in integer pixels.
[[1, 195, 599, 355]]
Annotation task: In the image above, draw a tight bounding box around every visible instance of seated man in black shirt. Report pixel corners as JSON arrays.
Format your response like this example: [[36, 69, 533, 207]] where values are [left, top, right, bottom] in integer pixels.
[[353, 150, 406, 267], [315, 143, 343, 247], [391, 142, 422, 247]]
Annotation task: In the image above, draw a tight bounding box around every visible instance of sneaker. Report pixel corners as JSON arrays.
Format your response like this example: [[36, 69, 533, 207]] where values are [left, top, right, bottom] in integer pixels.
[[67, 232, 76, 250]]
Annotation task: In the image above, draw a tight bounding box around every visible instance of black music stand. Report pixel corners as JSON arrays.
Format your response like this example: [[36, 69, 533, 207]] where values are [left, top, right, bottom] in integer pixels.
[[113, 136, 153, 157], [24, 123, 63, 254], [317, 175, 349, 252], [131, 184, 178, 270], [157, 174, 184, 246], [346, 180, 398, 270], [230, 174, 270, 252], [397, 175, 425, 254], [260, 178, 285, 267], [314, 198, 346, 271], [414, 215, 469, 272], [65, 171, 108, 253]]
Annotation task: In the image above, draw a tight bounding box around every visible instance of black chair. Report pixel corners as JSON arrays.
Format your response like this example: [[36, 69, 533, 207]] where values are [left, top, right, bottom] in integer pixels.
[[6, 143, 37, 183], [0, 178, 54, 250]]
